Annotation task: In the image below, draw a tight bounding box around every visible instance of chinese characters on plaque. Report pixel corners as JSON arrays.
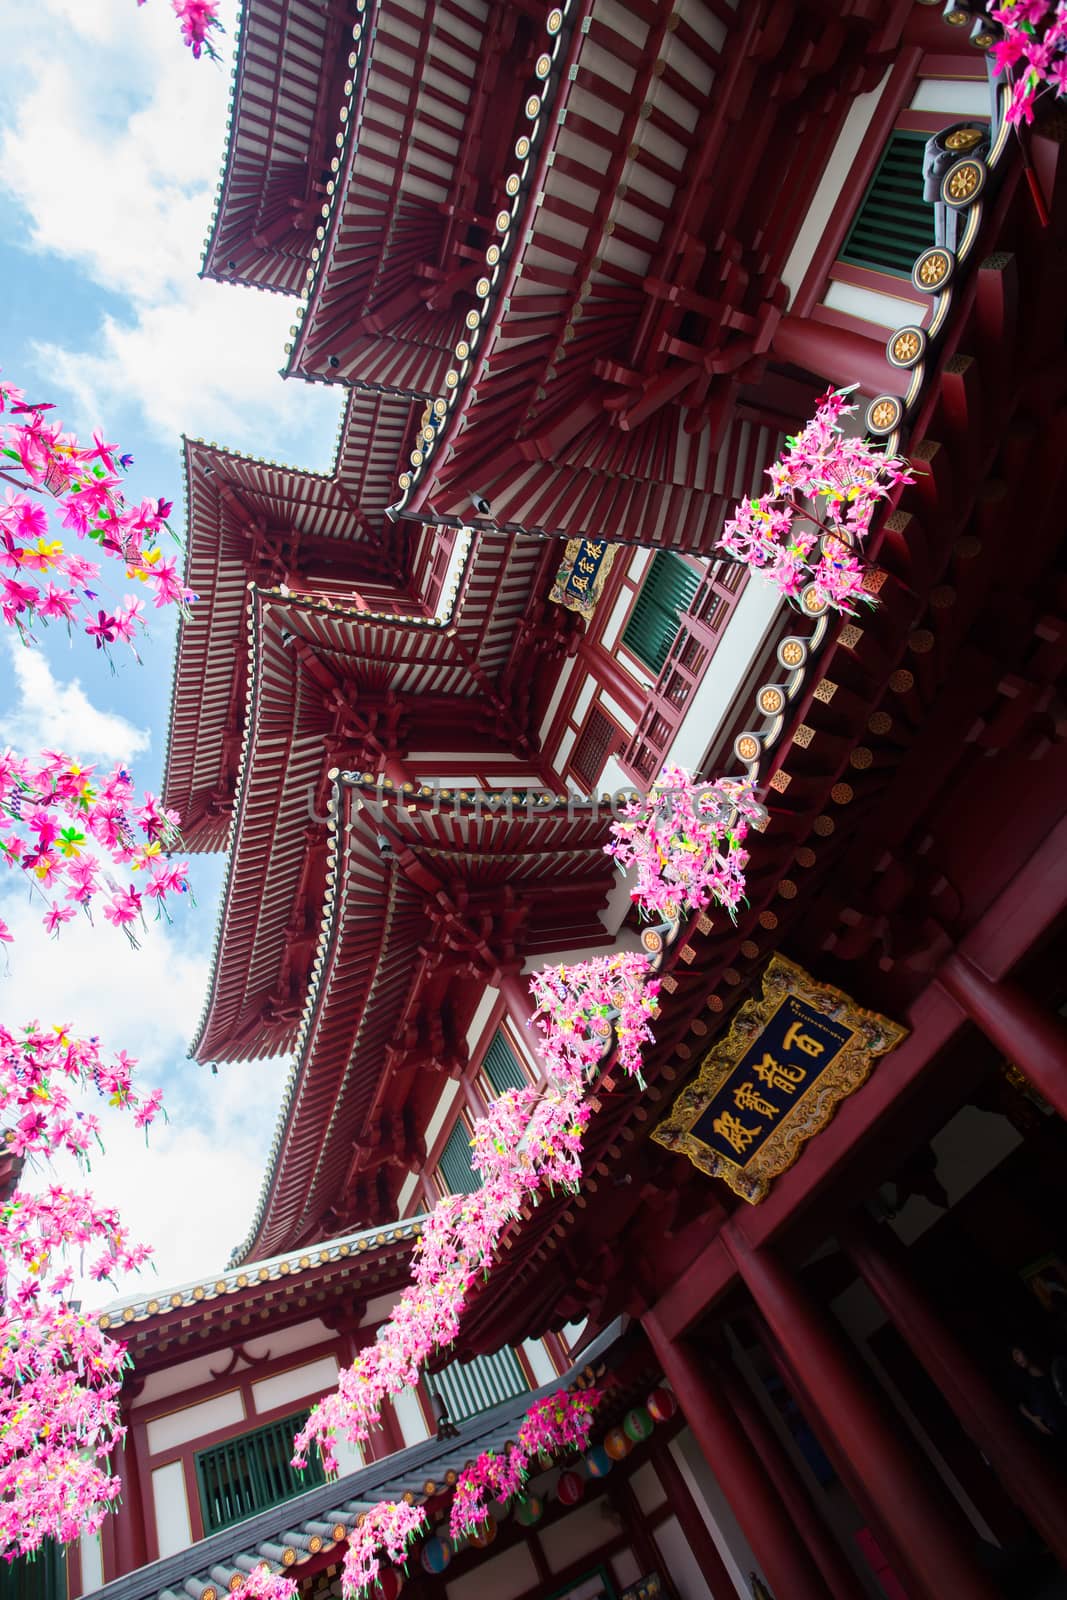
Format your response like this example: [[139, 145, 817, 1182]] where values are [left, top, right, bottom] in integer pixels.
[[652, 955, 907, 1203], [550, 538, 617, 620]]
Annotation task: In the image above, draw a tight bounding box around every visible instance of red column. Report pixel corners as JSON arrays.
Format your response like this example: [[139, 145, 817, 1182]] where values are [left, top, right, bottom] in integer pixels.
[[643, 1312, 834, 1600], [113, 1422, 149, 1575], [725, 1232, 999, 1600], [937, 952, 1067, 1121], [772, 314, 896, 399], [651, 1441, 741, 1600], [839, 1210, 1067, 1569], [725, 1371, 870, 1600]]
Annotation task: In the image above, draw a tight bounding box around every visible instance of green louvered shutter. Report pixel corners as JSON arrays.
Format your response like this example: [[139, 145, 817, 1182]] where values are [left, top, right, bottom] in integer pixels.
[[438, 1117, 480, 1194], [482, 1029, 527, 1095], [195, 1410, 324, 1534], [0, 1543, 66, 1600], [434, 1347, 530, 1424], [841, 130, 934, 278], [622, 551, 701, 675]]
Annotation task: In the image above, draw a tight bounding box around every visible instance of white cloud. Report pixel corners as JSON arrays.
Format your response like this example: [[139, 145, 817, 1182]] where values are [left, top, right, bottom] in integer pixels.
[[0, 0, 339, 463], [0, 638, 150, 763]]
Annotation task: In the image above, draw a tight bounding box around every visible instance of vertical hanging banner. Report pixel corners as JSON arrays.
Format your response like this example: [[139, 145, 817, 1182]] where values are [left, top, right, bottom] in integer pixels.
[[652, 955, 907, 1203], [550, 538, 617, 620]]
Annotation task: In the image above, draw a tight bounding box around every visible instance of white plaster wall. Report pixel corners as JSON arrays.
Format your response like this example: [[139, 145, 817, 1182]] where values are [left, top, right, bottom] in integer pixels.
[[424, 1078, 462, 1153], [670, 1428, 755, 1598], [627, 549, 652, 583], [79, 1533, 104, 1595], [539, 1499, 616, 1571], [823, 280, 927, 331], [134, 1351, 228, 1407], [331, 1433, 365, 1477], [911, 77, 991, 115], [396, 1171, 419, 1216], [146, 1389, 244, 1456], [598, 691, 637, 736], [242, 1319, 335, 1363], [251, 1355, 339, 1416], [522, 1338, 558, 1386], [539, 654, 577, 743], [630, 1459, 667, 1513], [560, 1318, 589, 1352], [667, 579, 783, 773], [572, 677, 597, 727], [612, 1548, 642, 1589], [557, 725, 577, 768], [362, 1290, 400, 1326], [781, 69, 891, 304], [599, 585, 636, 653], [654, 1515, 715, 1600], [393, 1385, 429, 1447], [445, 1540, 538, 1600], [151, 1460, 193, 1559]]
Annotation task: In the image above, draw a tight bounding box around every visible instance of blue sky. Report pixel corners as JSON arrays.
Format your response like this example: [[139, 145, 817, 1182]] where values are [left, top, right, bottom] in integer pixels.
[[0, 0, 346, 1298]]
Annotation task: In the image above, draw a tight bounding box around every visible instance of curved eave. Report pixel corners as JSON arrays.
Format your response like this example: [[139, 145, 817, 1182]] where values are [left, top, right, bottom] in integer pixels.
[[201, 0, 358, 296], [236, 778, 619, 1263], [285, 0, 518, 398]]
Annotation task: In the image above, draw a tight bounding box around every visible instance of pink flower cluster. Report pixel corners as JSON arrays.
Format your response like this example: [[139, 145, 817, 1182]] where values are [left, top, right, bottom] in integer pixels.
[[448, 1388, 600, 1543], [135, 0, 223, 59], [0, 376, 194, 651], [991, 2, 1067, 124], [0, 1025, 161, 1557], [530, 952, 660, 1090], [0, 749, 189, 946], [231, 1565, 297, 1600], [607, 767, 766, 921], [719, 387, 912, 613], [344, 1501, 427, 1596]]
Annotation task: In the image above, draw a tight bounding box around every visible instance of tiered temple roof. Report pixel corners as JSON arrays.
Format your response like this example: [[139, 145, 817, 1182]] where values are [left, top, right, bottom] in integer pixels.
[[232, 778, 618, 1262]]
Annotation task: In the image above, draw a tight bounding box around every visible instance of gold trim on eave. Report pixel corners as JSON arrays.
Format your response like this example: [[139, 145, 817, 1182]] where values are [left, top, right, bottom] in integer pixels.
[[652, 954, 907, 1204]]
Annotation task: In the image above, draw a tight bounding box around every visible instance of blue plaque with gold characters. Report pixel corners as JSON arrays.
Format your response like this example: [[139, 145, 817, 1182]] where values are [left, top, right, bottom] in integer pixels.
[[550, 538, 617, 620], [652, 955, 907, 1203]]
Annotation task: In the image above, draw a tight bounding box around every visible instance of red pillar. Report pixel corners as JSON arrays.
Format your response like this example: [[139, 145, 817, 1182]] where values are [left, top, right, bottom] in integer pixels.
[[772, 314, 897, 399], [725, 1369, 870, 1600], [839, 1210, 1067, 1570], [651, 1441, 742, 1600], [937, 952, 1067, 1121], [724, 1232, 999, 1600], [113, 1421, 149, 1575], [643, 1312, 834, 1600]]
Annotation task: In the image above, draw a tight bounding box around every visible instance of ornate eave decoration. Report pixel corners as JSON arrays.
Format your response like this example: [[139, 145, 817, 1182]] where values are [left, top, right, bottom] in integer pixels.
[[652, 954, 907, 1203]]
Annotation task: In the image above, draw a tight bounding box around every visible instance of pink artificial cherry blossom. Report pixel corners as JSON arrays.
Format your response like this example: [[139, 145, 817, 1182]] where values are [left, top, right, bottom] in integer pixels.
[[991, 2, 1067, 125]]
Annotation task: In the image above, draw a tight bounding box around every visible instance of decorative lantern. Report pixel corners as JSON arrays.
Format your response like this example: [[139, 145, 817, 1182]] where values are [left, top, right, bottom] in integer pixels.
[[557, 1469, 585, 1505], [467, 1515, 497, 1549], [624, 1407, 654, 1443], [515, 1494, 544, 1527], [647, 1386, 677, 1423], [604, 1427, 632, 1461], [420, 1536, 452, 1574], [373, 1570, 403, 1600], [586, 1444, 613, 1478]]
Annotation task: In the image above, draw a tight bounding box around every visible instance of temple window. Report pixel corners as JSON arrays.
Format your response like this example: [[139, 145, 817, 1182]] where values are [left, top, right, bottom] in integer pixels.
[[620, 550, 701, 676], [432, 1346, 531, 1426], [480, 1028, 528, 1098], [435, 1115, 480, 1196], [0, 1543, 65, 1600], [570, 705, 622, 793], [194, 1409, 325, 1534], [840, 130, 934, 279]]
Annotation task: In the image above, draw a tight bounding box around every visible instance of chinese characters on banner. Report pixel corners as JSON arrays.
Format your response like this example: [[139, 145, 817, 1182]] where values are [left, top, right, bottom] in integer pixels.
[[652, 955, 907, 1203], [549, 538, 617, 620]]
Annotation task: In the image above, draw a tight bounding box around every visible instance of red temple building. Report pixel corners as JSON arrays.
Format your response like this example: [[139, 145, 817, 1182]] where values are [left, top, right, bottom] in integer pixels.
[[40, 4, 1067, 1600]]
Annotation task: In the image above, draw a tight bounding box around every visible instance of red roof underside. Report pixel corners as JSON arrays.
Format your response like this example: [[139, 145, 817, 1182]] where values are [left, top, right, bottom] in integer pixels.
[[241, 778, 617, 1261]]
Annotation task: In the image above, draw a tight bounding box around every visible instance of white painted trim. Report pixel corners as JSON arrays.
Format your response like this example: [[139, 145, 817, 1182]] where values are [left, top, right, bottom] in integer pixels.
[[151, 1460, 193, 1560], [823, 278, 928, 332]]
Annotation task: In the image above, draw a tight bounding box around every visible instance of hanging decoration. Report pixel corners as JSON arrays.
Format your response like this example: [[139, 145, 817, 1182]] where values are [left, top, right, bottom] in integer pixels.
[[624, 1408, 654, 1443], [989, 2, 1067, 127], [717, 387, 913, 614], [585, 1445, 613, 1479], [231, 1568, 297, 1600], [606, 768, 766, 922], [556, 1470, 585, 1506], [346, 1503, 428, 1596], [529, 952, 660, 1089], [646, 1388, 677, 1425], [604, 1427, 632, 1461], [514, 1495, 544, 1527], [133, 0, 223, 58], [419, 1535, 452, 1575]]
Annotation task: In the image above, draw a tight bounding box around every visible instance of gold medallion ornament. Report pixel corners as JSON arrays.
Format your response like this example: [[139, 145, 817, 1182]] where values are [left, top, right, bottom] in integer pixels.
[[942, 157, 987, 209], [887, 326, 925, 369], [778, 638, 806, 669], [912, 246, 955, 293], [735, 734, 761, 764], [757, 685, 785, 716], [945, 126, 982, 151], [865, 395, 902, 436], [652, 955, 907, 1203]]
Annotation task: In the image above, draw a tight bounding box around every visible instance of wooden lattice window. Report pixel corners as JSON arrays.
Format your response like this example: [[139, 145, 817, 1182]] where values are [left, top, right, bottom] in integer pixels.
[[437, 1116, 479, 1195], [434, 1347, 530, 1425], [481, 1029, 527, 1096], [195, 1410, 324, 1534], [571, 705, 618, 791], [621, 551, 701, 674], [841, 130, 934, 278]]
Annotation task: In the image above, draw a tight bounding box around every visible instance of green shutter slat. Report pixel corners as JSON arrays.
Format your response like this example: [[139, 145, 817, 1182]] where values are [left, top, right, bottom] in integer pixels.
[[482, 1030, 526, 1095], [0, 1542, 66, 1600], [841, 130, 935, 279], [435, 1347, 531, 1425], [196, 1410, 324, 1534], [622, 551, 700, 675], [439, 1118, 480, 1194]]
